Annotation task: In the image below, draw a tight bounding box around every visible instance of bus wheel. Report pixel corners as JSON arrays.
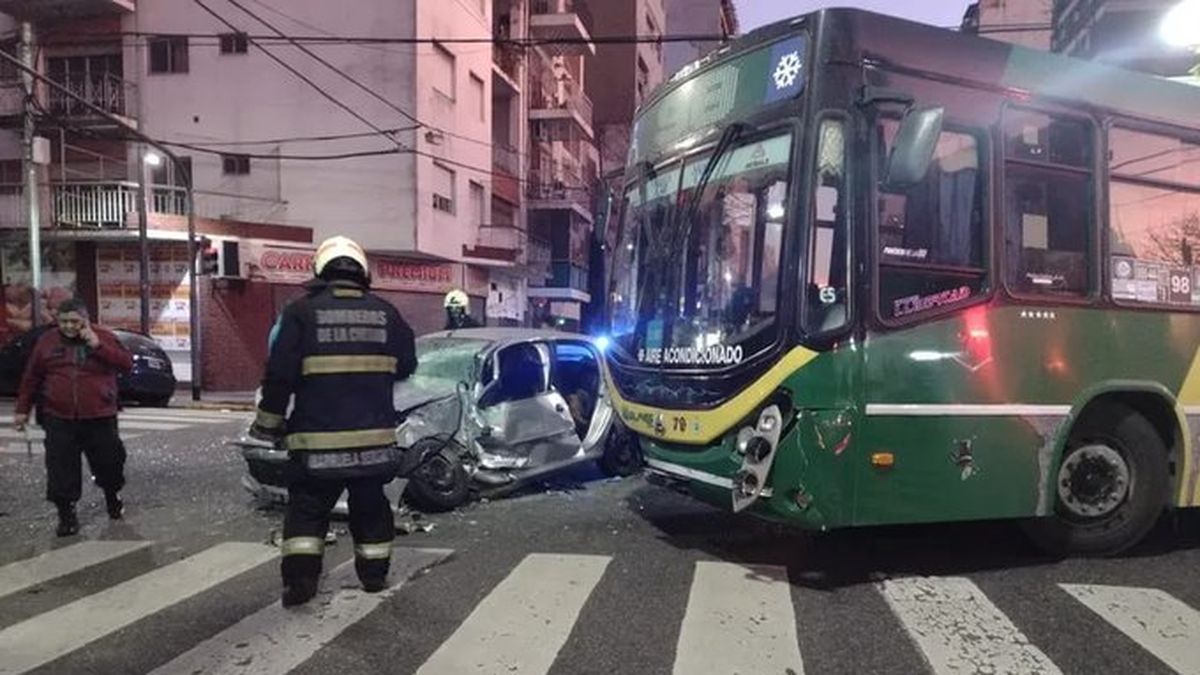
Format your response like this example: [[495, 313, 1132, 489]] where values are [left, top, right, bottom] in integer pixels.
[[1022, 404, 1169, 557]]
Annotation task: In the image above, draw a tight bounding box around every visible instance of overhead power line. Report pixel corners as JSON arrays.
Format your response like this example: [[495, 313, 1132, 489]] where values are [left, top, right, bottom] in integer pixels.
[[220, 0, 421, 128], [192, 0, 406, 151], [45, 30, 729, 47]]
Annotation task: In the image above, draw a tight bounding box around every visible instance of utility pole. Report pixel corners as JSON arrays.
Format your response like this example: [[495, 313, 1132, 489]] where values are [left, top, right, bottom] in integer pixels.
[[19, 20, 40, 327], [136, 145, 151, 334]]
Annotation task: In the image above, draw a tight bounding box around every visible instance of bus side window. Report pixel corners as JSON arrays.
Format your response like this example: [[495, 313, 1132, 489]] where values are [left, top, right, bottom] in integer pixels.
[[1002, 110, 1093, 297], [805, 119, 849, 333], [876, 121, 987, 322]]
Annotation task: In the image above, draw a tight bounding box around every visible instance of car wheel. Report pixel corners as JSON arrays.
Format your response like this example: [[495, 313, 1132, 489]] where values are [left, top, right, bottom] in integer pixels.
[[598, 421, 642, 477], [1021, 403, 1169, 557], [403, 444, 471, 512]]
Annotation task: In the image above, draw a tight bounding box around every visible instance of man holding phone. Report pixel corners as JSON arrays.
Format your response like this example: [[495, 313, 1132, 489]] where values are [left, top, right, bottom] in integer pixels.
[[15, 298, 133, 536]]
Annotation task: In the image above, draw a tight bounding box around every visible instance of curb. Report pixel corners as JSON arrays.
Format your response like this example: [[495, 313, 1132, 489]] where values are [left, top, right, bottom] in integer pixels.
[[174, 400, 256, 412]]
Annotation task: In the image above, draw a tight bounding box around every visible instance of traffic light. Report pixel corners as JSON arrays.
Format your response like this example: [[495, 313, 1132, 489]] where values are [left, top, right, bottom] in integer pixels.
[[200, 241, 219, 276]]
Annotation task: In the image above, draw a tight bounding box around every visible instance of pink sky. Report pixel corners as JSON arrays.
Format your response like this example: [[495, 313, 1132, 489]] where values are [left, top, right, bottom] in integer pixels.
[[735, 1, 975, 32]]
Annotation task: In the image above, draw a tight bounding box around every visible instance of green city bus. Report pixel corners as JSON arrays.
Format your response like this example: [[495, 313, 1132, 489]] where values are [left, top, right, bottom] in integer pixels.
[[603, 8, 1200, 555]]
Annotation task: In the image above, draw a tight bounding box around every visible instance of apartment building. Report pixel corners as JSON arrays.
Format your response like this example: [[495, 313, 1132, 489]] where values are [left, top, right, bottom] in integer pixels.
[[0, 0, 499, 389], [493, 0, 598, 330], [1052, 0, 1195, 75], [663, 0, 737, 77], [962, 0, 1053, 49], [587, 0, 665, 177]]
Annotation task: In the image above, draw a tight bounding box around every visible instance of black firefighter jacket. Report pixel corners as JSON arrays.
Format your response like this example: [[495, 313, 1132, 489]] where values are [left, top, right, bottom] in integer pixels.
[[253, 278, 417, 454]]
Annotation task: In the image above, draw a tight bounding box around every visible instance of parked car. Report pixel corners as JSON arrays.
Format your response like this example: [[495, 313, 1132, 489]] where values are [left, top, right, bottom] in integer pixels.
[[0, 325, 177, 406], [237, 328, 642, 512]]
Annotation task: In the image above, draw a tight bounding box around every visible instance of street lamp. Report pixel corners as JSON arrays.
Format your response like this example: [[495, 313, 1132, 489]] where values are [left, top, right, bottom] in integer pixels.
[[1161, 0, 1200, 49], [143, 151, 163, 167]]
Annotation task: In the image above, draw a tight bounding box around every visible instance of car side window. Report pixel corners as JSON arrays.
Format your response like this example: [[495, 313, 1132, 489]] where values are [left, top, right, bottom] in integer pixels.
[[479, 342, 548, 408]]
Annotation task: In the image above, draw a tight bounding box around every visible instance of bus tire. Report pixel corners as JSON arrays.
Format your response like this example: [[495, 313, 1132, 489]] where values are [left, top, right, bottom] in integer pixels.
[[1022, 403, 1169, 557]]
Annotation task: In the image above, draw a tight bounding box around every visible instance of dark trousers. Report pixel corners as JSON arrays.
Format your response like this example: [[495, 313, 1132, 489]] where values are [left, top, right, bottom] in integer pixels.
[[281, 474, 394, 587], [43, 415, 126, 506]]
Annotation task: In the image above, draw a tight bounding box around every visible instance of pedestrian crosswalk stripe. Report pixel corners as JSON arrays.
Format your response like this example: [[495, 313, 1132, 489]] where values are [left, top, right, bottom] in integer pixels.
[[0, 542, 277, 675], [147, 547, 452, 675], [115, 420, 191, 431], [880, 576, 1061, 675], [0, 540, 152, 601], [674, 562, 804, 675], [1061, 584, 1200, 675], [415, 553, 610, 675], [120, 413, 246, 425]]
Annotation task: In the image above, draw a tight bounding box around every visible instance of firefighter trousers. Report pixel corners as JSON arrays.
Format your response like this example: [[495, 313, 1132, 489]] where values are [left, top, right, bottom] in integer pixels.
[[281, 474, 394, 588], [43, 415, 126, 506]]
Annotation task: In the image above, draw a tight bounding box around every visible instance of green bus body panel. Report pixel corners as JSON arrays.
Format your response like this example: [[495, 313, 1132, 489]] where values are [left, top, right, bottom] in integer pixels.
[[641, 305, 1200, 529]]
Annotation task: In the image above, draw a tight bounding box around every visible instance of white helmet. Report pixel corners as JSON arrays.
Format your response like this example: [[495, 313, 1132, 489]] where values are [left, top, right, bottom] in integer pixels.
[[313, 236, 368, 277], [444, 289, 469, 309]]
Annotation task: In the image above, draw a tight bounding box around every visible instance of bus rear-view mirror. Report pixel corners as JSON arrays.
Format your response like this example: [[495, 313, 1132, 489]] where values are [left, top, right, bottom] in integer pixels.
[[883, 106, 945, 190]]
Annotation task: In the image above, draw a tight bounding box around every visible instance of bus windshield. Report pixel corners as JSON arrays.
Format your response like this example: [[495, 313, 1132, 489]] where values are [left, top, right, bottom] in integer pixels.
[[610, 131, 793, 369]]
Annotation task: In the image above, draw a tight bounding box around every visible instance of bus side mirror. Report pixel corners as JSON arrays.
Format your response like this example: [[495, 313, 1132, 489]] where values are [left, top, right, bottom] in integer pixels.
[[883, 106, 945, 190]]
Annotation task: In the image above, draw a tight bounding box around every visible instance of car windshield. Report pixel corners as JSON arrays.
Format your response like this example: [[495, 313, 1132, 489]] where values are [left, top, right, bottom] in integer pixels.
[[609, 130, 794, 369], [403, 337, 490, 398]]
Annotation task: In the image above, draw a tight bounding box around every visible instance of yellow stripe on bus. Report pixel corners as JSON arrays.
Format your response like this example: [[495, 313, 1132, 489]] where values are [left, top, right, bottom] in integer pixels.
[[1177, 348, 1200, 407], [605, 346, 819, 446]]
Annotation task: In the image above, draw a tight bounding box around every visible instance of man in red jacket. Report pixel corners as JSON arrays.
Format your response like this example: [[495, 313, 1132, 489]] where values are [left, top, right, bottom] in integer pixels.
[[14, 298, 134, 536]]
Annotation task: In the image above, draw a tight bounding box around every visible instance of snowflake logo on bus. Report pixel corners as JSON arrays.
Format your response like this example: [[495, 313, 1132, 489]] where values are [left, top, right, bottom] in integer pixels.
[[772, 52, 802, 90]]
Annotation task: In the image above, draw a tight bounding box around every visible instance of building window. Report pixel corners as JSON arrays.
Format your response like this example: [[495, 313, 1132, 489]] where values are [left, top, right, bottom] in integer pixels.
[[1109, 127, 1200, 308], [222, 153, 251, 175], [219, 33, 249, 55], [469, 181, 485, 227], [149, 36, 189, 74], [1003, 109, 1093, 297], [432, 42, 455, 100], [877, 121, 986, 321], [470, 73, 486, 122], [433, 162, 455, 213]]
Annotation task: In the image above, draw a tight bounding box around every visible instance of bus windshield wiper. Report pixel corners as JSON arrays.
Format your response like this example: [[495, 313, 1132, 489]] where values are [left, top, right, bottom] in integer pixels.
[[668, 121, 750, 261]]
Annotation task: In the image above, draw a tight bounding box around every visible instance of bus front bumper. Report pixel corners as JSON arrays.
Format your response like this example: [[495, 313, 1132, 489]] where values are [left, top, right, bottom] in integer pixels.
[[640, 436, 830, 529]]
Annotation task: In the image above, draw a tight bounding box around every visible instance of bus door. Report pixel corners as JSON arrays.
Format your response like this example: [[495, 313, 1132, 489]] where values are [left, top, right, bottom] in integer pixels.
[[855, 73, 1038, 526]]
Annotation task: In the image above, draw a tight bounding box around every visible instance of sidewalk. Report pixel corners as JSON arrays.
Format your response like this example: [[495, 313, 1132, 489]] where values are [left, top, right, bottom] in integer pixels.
[[173, 390, 257, 411]]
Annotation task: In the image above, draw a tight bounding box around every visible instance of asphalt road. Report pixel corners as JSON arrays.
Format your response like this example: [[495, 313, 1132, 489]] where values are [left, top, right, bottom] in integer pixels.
[[1, 403, 1199, 675]]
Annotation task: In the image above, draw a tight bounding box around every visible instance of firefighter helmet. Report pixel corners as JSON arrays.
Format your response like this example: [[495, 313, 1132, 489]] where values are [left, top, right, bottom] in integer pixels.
[[313, 236, 368, 277], [444, 289, 469, 309]]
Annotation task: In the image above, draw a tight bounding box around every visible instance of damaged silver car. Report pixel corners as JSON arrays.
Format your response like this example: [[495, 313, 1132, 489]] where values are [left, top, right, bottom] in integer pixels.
[[237, 328, 641, 512]]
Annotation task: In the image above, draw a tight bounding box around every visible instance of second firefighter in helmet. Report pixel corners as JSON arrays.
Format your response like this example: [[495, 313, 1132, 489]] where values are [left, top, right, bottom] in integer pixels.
[[443, 288, 479, 329], [251, 235, 417, 607]]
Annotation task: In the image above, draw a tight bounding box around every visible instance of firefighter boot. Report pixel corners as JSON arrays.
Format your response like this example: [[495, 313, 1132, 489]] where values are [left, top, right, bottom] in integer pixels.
[[56, 502, 79, 537], [105, 490, 124, 520], [282, 578, 319, 607]]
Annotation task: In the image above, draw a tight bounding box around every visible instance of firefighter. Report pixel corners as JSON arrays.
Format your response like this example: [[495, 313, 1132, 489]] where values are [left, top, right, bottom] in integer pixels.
[[443, 288, 480, 330], [250, 236, 417, 607]]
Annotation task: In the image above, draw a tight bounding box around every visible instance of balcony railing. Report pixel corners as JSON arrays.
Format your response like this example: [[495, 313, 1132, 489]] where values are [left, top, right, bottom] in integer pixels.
[[493, 144, 521, 177], [550, 261, 589, 292], [47, 72, 137, 120], [493, 43, 522, 85], [53, 181, 136, 227], [527, 166, 592, 218], [527, 237, 553, 286], [530, 70, 593, 133]]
